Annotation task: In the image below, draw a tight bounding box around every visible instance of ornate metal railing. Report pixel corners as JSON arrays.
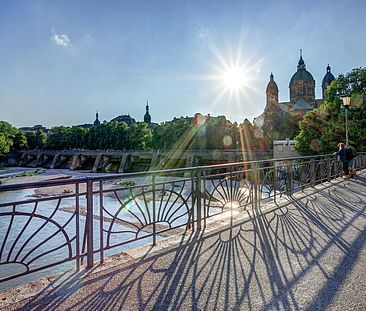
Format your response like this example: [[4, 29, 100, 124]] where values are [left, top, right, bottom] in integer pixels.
[[0, 153, 365, 285]]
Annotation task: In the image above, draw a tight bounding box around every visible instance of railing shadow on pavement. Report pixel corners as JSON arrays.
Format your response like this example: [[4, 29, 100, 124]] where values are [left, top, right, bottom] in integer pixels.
[[11, 172, 366, 310]]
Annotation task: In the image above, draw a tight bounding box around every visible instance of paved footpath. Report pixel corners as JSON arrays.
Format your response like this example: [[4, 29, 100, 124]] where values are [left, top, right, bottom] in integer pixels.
[[4, 173, 366, 311]]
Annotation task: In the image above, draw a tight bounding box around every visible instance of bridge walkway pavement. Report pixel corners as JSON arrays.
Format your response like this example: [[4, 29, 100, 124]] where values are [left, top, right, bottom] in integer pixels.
[[5, 172, 366, 310]]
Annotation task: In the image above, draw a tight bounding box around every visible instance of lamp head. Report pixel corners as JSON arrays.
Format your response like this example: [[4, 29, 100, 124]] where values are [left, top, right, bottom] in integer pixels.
[[341, 95, 351, 107]]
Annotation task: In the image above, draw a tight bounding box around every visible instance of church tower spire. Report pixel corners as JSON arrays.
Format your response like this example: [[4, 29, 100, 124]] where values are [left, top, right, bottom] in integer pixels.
[[322, 64, 335, 98], [297, 49, 306, 70], [266, 72, 279, 109], [94, 110, 101, 125], [144, 101, 151, 124], [263, 72, 280, 134]]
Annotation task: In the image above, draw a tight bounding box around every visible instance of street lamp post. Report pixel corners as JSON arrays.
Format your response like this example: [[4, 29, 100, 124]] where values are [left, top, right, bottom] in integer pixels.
[[341, 95, 351, 146]]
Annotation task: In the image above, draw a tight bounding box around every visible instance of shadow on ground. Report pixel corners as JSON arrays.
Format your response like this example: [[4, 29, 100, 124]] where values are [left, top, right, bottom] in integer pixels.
[[10, 175, 366, 311]]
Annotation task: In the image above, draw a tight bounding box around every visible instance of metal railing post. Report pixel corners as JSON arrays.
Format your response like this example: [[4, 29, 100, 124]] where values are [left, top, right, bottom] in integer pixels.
[[229, 166, 233, 202], [253, 163, 259, 209], [86, 179, 94, 269], [152, 175, 156, 246], [310, 158, 316, 188], [327, 157, 331, 182], [75, 183, 80, 271], [99, 181, 104, 264], [273, 161, 277, 202], [189, 171, 195, 231], [202, 170, 207, 228], [257, 164, 262, 209], [196, 168, 202, 230], [286, 160, 293, 195]]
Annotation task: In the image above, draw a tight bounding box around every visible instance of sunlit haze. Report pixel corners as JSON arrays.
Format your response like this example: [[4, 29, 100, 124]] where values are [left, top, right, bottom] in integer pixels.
[[0, 0, 365, 128]]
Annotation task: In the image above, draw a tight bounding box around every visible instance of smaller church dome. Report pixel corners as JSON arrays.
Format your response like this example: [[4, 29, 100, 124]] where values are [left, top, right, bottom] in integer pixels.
[[144, 102, 151, 123], [322, 64, 335, 86], [266, 72, 279, 93], [94, 111, 101, 125]]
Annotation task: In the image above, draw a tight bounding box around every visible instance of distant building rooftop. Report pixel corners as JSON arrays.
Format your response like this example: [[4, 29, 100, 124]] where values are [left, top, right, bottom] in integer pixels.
[[19, 125, 49, 134], [111, 115, 136, 125]]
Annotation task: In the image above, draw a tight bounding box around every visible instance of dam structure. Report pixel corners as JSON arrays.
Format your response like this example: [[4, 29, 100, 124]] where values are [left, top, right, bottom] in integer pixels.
[[10, 149, 272, 173]]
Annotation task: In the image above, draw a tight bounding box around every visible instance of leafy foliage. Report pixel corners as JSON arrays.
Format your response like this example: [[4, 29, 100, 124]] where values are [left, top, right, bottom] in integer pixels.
[[2, 113, 265, 156], [295, 67, 366, 155], [0, 121, 27, 160], [45, 122, 151, 151], [152, 114, 258, 151], [39, 114, 259, 152]]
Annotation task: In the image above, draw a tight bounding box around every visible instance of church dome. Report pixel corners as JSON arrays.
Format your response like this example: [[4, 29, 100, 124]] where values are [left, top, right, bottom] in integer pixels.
[[289, 51, 316, 107], [289, 69, 315, 86], [289, 55, 315, 87], [322, 64, 335, 86]]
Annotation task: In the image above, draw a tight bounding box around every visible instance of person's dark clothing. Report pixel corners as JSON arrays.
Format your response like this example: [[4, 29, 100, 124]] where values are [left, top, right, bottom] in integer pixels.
[[342, 161, 349, 176], [348, 146, 357, 158], [336, 146, 349, 176], [348, 145, 358, 177], [336, 147, 348, 163]]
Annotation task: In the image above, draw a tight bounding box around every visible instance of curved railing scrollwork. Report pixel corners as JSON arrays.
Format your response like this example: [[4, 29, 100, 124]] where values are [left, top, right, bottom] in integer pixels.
[[0, 153, 365, 285]]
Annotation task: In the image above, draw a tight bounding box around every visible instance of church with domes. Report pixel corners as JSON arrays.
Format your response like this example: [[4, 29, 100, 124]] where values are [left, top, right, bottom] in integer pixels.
[[264, 50, 335, 117], [254, 51, 336, 144]]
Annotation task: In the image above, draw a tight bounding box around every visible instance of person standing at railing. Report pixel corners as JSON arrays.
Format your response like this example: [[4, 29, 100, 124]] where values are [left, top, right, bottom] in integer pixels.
[[347, 145, 357, 178], [334, 143, 349, 178]]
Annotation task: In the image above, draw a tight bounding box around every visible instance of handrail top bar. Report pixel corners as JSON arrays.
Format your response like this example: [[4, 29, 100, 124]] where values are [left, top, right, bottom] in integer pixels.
[[0, 153, 351, 192]]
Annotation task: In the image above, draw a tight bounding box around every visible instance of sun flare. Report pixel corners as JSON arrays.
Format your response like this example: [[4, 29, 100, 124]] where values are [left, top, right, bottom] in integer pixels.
[[222, 67, 248, 90]]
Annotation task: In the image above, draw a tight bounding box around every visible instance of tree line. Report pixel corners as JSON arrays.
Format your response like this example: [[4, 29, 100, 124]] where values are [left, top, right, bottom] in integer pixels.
[[0, 114, 261, 160]]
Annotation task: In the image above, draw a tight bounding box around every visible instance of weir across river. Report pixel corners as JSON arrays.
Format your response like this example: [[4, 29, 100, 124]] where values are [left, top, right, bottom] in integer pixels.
[[9, 149, 272, 173]]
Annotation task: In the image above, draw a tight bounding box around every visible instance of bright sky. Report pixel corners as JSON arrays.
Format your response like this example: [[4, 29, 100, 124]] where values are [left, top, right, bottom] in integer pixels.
[[1, 0, 365, 128]]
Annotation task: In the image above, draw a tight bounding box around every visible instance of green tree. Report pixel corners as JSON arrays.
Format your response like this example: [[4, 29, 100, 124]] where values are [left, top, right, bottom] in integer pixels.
[[12, 131, 27, 151], [295, 67, 366, 155], [46, 126, 70, 150], [128, 123, 152, 150], [25, 131, 37, 149], [0, 121, 27, 160], [0, 132, 11, 159], [35, 129, 47, 149]]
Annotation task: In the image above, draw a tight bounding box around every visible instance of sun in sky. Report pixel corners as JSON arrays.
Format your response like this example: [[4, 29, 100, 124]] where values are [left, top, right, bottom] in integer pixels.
[[208, 53, 262, 116], [220, 65, 249, 91], [190, 17, 263, 118]]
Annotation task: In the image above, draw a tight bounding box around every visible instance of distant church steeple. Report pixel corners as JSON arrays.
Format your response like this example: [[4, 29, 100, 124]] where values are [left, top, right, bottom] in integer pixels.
[[265, 72, 279, 108], [322, 64, 335, 98], [94, 111, 101, 125], [144, 101, 151, 124], [297, 49, 306, 70]]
